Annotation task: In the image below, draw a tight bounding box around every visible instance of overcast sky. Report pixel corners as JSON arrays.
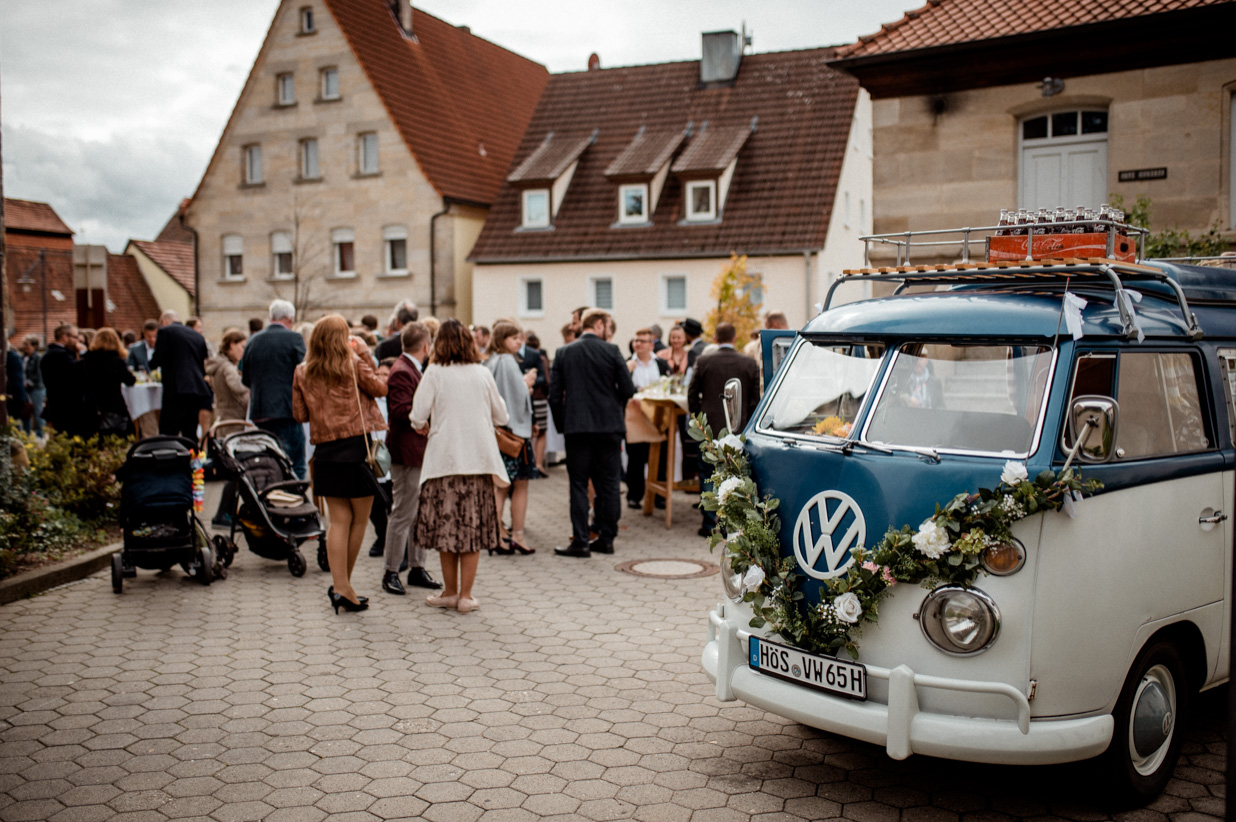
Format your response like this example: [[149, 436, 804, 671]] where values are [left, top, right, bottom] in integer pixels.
[[0, 0, 912, 252]]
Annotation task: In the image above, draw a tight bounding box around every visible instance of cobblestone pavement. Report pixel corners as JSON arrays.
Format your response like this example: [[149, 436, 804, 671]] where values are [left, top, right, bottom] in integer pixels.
[[0, 469, 1226, 821]]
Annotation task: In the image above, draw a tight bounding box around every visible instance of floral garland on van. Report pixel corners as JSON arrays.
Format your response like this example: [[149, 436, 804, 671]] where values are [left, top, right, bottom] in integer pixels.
[[689, 416, 1102, 660]]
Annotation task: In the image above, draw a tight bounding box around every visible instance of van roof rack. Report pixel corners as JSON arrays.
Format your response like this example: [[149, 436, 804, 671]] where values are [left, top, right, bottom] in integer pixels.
[[827, 257, 1202, 340]]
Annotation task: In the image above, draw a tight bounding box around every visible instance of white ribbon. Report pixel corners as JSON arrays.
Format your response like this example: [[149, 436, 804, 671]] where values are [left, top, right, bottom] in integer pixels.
[[1062, 293, 1087, 339], [1117, 289, 1145, 343], [1061, 489, 1082, 519]]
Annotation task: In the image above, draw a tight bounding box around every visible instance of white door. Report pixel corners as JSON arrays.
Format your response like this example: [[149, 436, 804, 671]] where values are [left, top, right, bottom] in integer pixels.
[[1020, 140, 1107, 212]]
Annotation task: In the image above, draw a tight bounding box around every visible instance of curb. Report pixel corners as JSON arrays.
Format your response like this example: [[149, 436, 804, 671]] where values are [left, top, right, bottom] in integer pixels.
[[0, 542, 120, 606]]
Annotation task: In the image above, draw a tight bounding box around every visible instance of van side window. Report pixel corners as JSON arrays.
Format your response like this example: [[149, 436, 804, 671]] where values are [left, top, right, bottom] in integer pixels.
[[1116, 352, 1209, 458]]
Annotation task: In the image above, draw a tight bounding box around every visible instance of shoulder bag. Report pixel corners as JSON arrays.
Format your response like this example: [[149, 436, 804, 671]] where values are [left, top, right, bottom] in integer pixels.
[[353, 360, 392, 476], [495, 426, 525, 458]]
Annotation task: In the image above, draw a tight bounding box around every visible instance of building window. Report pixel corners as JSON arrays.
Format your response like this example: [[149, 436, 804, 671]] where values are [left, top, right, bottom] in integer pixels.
[[1019, 109, 1108, 212], [520, 278, 544, 317], [243, 144, 262, 184], [589, 277, 614, 310], [271, 231, 294, 279], [299, 138, 319, 180], [662, 274, 687, 315], [331, 228, 355, 277], [358, 132, 378, 175], [383, 225, 408, 276], [299, 6, 315, 33], [685, 180, 717, 222], [222, 234, 244, 280], [521, 189, 550, 229], [277, 73, 295, 106], [619, 183, 648, 224], [320, 67, 339, 100]]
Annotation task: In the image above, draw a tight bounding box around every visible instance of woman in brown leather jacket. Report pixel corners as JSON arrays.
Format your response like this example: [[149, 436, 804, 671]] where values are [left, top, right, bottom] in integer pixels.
[[292, 315, 388, 612]]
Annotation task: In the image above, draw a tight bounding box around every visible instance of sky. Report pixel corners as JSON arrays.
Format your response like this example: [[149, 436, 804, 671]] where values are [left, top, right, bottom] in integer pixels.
[[0, 0, 914, 253]]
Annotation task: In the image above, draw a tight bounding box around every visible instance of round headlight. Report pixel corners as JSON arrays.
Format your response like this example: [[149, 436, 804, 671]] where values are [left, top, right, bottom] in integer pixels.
[[981, 539, 1026, 576], [720, 552, 744, 603], [919, 586, 1000, 655]]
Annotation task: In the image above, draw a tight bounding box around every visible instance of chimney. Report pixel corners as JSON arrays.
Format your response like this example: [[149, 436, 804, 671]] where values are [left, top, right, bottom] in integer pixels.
[[588, 52, 601, 71], [389, 1, 413, 36], [700, 30, 741, 84]]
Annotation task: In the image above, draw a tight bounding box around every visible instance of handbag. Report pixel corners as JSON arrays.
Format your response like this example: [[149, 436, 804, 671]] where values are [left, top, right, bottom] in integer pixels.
[[495, 426, 526, 458], [352, 360, 392, 476]]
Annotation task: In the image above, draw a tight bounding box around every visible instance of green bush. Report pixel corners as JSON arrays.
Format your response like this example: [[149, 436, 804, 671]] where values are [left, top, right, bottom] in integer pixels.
[[1110, 193, 1227, 259]]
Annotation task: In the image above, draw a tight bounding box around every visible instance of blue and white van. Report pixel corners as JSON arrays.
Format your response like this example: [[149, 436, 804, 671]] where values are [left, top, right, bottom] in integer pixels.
[[702, 216, 1233, 802]]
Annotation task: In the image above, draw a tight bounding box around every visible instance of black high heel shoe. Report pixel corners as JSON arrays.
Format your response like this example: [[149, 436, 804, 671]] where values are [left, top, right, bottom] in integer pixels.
[[328, 585, 369, 613], [507, 539, 535, 555], [488, 539, 514, 556]]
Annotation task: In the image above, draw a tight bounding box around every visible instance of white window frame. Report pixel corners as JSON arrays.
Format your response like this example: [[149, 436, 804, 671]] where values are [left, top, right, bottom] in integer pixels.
[[521, 189, 550, 229], [271, 231, 294, 280], [382, 225, 408, 277], [243, 144, 262, 184], [320, 67, 339, 100], [358, 132, 379, 175], [661, 273, 687, 316], [277, 73, 295, 106], [222, 234, 244, 281], [589, 276, 614, 311], [519, 277, 545, 318], [300, 138, 319, 180], [331, 228, 356, 278], [685, 180, 717, 222], [1018, 109, 1109, 212], [299, 6, 315, 33], [619, 183, 649, 225]]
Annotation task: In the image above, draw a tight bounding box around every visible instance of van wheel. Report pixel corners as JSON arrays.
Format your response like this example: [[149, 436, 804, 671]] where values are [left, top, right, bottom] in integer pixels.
[[1103, 639, 1188, 805]]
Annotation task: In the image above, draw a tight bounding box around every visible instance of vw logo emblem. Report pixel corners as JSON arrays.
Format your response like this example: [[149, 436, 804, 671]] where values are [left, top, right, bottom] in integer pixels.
[[792, 490, 866, 580]]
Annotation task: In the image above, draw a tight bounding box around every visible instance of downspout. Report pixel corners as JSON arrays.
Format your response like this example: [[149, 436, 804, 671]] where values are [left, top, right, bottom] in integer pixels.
[[428, 199, 449, 316], [804, 250, 813, 319], [189, 223, 200, 316]]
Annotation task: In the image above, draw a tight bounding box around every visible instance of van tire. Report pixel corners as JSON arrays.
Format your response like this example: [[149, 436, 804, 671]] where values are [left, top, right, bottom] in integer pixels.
[[1102, 639, 1189, 805]]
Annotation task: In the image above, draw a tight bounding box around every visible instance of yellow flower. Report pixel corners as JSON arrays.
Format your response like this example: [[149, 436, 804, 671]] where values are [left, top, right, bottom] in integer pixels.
[[813, 416, 846, 437]]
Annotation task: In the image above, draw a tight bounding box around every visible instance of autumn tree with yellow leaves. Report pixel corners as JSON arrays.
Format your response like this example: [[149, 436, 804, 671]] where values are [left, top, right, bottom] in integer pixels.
[[704, 254, 762, 344]]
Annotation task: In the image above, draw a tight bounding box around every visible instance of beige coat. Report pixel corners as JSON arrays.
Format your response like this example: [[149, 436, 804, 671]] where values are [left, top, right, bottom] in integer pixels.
[[410, 362, 509, 488], [206, 356, 249, 422]]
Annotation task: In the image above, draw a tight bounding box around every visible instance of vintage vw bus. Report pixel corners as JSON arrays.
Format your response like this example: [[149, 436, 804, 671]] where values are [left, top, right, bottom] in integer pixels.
[[702, 215, 1233, 802]]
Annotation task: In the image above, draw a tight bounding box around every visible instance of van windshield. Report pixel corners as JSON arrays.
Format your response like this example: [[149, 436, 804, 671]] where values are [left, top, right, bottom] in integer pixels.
[[864, 343, 1053, 455], [759, 342, 886, 437]]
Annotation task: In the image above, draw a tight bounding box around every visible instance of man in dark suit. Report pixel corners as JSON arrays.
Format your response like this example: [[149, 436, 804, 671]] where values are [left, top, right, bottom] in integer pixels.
[[379, 322, 441, 595], [549, 309, 636, 557], [241, 299, 307, 478], [151, 310, 212, 440], [688, 322, 760, 536], [126, 320, 158, 372], [40, 324, 85, 436], [374, 300, 418, 362]]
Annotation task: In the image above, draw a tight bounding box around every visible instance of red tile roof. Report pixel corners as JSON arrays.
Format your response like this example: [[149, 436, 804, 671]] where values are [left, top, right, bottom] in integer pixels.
[[105, 254, 163, 335], [836, 0, 1230, 59], [471, 48, 858, 262], [605, 129, 686, 180], [508, 131, 596, 184], [324, 1, 549, 205], [129, 240, 196, 297], [671, 124, 753, 178], [156, 200, 195, 244], [4, 198, 73, 236]]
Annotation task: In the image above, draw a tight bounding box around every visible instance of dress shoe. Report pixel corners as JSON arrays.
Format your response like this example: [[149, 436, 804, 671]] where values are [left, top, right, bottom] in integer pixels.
[[398, 554, 409, 572], [406, 567, 443, 589], [554, 539, 591, 558], [368, 541, 384, 557], [381, 571, 406, 595], [588, 538, 614, 555]]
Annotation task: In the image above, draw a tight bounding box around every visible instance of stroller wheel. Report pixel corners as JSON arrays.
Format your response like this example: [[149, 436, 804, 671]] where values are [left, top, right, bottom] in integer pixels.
[[195, 545, 214, 586], [111, 553, 124, 594], [288, 549, 307, 577], [316, 537, 329, 573]]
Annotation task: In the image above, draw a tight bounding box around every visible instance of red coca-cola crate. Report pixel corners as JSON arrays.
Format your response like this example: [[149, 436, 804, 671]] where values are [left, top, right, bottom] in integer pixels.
[[987, 232, 1136, 263]]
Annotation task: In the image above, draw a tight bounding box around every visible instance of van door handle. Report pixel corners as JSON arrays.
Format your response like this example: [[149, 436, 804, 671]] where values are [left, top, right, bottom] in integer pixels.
[[1199, 511, 1228, 524]]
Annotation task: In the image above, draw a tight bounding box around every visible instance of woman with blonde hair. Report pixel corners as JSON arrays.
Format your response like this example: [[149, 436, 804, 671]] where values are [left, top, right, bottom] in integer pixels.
[[293, 315, 388, 613], [486, 320, 538, 554], [411, 319, 509, 613], [84, 327, 136, 437]]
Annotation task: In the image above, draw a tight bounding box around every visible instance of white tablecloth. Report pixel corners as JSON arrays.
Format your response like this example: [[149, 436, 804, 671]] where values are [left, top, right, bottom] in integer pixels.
[[121, 383, 163, 420]]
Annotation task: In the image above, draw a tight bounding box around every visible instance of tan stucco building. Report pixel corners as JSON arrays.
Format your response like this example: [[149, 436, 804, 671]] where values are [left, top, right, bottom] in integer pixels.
[[830, 0, 1236, 264], [185, 0, 547, 332]]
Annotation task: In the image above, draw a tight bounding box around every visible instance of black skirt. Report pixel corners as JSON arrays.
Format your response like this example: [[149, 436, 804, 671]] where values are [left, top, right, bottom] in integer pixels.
[[312, 435, 378, 498]]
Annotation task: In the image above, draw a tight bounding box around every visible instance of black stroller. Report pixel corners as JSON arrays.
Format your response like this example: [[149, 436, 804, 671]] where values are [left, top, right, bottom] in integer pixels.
[[113, 435, 228, 593], [212, 427, 325, 576]]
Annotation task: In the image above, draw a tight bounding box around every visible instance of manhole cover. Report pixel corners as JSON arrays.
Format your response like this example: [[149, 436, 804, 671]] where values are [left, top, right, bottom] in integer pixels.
[[616, 558, 719, 579]]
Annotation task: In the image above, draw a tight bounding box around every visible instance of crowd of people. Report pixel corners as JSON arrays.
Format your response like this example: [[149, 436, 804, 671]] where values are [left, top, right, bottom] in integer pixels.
[[5, 297, 790, 612]]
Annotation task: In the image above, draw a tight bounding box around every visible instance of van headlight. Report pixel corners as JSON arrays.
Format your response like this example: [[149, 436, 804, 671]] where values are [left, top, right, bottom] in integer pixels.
[[720, 552, 744, 603], [919, 586, 1000, 655]]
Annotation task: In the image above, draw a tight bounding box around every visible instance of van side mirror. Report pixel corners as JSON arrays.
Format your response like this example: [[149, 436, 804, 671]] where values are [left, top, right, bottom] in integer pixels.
[[723, 377, 743, 435], [1067, 395, 1118, 463]]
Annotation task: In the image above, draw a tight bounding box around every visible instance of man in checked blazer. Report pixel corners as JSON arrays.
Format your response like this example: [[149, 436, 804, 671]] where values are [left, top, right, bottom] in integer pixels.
[[549, 308, 636, 558]]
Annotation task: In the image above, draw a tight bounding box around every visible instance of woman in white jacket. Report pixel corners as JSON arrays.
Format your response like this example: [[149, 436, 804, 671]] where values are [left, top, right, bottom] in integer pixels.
[[410, 319, 509, 614]]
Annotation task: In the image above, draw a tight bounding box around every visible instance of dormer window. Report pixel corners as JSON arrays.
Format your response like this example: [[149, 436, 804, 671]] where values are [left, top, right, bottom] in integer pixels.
[[685, 180, 716, 221], [522, 190, 550, 229], [619, 184, 649, 225], [299, 6, 315, 34]]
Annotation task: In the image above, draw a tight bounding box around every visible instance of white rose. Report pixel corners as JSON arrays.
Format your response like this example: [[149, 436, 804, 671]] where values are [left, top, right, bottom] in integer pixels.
[[716, 476, 744, 505], [740, 565, 765, 594], [912, 519, 951, 560], [1001, 460, 1028, 486], [716, 434, 744, 452], [832, 592, 863, 624]]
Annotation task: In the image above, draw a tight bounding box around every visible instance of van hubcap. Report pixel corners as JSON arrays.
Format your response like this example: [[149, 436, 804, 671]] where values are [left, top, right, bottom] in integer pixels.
[[1130, 664, 1176, 775]]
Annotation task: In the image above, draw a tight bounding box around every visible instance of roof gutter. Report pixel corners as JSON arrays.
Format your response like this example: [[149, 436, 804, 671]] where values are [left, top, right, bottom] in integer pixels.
[[471, 247, 824, 266]]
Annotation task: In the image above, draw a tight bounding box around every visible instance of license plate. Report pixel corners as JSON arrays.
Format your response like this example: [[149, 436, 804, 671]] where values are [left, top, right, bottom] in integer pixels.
[[749, 637, 867, 700]]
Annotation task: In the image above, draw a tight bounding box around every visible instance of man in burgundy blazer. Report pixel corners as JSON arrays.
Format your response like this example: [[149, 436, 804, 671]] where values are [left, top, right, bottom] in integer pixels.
[[380, 322, 441, 595]]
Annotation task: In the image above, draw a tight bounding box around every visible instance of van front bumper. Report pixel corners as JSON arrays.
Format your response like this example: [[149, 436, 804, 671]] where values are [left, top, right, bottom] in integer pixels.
[[703, 603, 1114, 766]]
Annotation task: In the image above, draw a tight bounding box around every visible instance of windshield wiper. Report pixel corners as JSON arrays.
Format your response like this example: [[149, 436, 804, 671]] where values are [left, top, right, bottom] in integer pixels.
[[862, 440, 940, 463]]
